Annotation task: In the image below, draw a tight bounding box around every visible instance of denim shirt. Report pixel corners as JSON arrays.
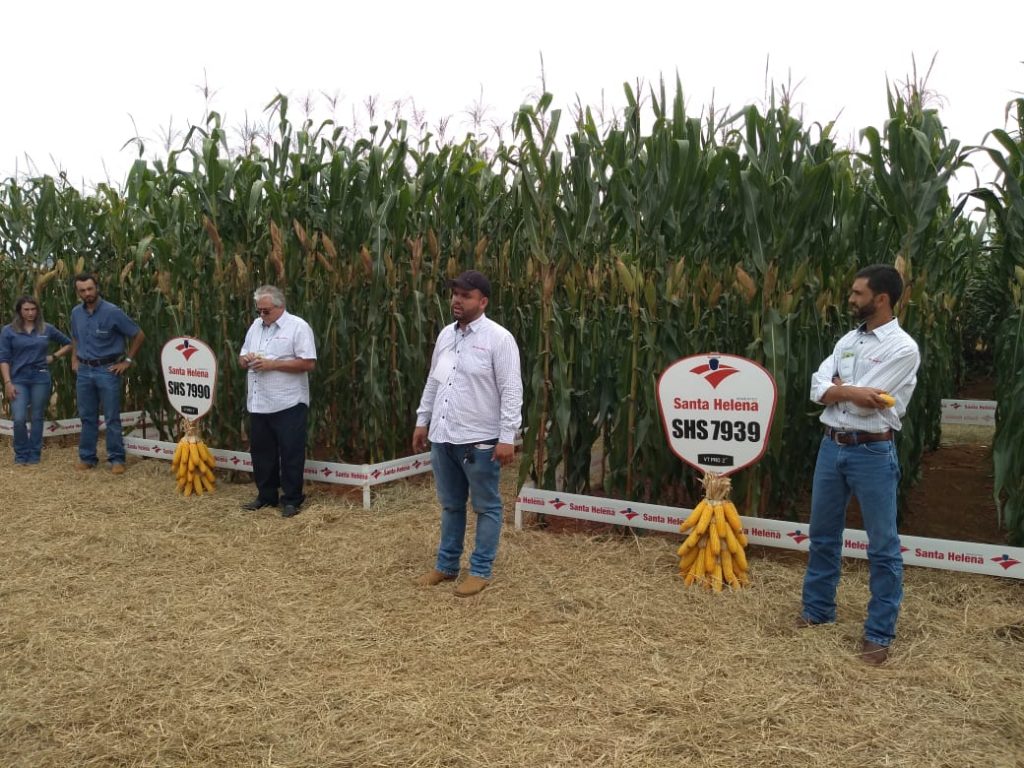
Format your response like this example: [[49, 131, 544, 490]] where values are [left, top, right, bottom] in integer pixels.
[[0, 323, 72, 381], [70, 299, 140, 360]]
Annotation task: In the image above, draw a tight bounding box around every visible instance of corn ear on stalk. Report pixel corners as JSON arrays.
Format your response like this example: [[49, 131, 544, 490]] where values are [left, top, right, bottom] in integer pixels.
[[677, 472, 751, 589]]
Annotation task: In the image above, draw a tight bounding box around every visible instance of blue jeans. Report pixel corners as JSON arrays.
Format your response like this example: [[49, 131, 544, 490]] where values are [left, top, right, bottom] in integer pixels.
[[76, 365, 125, 465], [801, 436, 903, 646], [431, 441, 504, 579], [10, 369, 52, 463]]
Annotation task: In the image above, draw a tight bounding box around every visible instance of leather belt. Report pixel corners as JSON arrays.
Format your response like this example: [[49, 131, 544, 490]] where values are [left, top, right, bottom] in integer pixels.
[[824, 427, 893, 445], [78, 355, 120, 367]]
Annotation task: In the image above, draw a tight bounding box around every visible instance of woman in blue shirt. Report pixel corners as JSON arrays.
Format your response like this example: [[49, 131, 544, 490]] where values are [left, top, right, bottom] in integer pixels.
[[0, 296, 72, 464]]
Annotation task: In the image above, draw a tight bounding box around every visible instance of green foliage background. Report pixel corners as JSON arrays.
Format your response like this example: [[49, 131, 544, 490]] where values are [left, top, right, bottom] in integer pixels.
[[2, 83, 1021, 542]]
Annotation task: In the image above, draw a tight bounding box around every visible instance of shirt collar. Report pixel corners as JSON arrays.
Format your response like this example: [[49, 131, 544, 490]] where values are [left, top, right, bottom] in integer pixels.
[[858, 317, 900, 338], [260, 309, 291, 331], [457, 312, 487, 334], [83, 298, 105, 315]]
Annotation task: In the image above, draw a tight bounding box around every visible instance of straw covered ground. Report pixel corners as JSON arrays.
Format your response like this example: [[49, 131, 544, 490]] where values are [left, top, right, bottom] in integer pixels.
[[2, 442, 1022, 767]]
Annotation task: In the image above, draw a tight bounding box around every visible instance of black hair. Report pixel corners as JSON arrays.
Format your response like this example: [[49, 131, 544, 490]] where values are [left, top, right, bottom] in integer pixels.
[[855, 264, 904, 306]]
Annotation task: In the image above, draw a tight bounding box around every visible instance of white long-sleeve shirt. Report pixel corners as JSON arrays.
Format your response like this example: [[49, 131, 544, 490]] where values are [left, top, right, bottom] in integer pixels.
[[416, 314, 523, 444], [811, 318, 920, 433]]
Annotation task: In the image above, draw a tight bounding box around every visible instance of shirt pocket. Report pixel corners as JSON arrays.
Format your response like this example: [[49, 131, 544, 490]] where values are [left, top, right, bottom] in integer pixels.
[[263, 335, 293, 359], [461, 345, 493, 377]]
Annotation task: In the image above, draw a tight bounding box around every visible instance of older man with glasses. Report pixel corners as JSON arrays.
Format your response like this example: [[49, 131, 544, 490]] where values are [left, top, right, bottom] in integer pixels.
[[238, 285, 317, 518]]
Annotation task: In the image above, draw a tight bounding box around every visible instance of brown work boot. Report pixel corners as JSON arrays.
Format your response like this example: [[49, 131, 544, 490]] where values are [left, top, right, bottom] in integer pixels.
[[111, 464, 126, 475], [453, 575, 490, 597], [74, 462, 95, 471], [859, 639, 890, 665], [416, 570, 456, 587]]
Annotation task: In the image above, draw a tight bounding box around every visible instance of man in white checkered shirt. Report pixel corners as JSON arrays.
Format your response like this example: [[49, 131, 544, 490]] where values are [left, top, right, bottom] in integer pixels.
[[413, 270, 523, 597], [238, 285, 317, 519]]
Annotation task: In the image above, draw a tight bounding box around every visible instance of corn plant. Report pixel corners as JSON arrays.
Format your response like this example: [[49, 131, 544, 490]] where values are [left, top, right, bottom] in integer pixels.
[[0, 80, 997, 529], [971, 97, 1024, 544]]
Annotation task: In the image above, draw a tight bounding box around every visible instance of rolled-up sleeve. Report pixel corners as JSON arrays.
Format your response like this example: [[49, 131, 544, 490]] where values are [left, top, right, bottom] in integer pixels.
[[810, 348, 839, 404]]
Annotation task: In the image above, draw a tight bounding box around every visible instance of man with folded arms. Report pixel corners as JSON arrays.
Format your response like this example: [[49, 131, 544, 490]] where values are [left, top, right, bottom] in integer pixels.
[[70, 272, 145, 474], [797, 264, 920, 665], [413, 270, 523, 597]]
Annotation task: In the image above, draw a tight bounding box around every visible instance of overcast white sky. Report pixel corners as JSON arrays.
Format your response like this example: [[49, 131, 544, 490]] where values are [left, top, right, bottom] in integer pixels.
[[3, 0, 1022, 196]]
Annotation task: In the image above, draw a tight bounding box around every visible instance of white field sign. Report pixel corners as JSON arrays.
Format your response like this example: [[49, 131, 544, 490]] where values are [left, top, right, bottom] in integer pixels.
[[656, 353, 777, 475]]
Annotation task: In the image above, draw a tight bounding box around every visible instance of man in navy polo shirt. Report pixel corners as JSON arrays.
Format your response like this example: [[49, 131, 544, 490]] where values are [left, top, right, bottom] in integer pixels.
[[70, 272, 146, 474]]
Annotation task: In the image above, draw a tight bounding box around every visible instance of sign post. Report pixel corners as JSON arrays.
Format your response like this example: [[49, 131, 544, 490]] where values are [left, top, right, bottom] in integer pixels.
[[656, 353, 778, 589], [160, 337, 220, 496]]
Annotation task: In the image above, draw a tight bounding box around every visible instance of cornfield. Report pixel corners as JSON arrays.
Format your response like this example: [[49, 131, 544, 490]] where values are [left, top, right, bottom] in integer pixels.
[[1, 79, 1020, 540]]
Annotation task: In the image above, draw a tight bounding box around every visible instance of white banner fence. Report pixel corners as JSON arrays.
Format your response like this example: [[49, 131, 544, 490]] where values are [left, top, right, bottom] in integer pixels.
[[4, 400, 1016, 571], [514, 488, 1023, 580], [1, 411, 431, 508]]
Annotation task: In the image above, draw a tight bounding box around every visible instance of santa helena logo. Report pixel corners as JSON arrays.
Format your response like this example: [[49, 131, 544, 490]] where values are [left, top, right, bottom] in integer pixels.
[[689, 358, 740, 389], [550, 498, 567, 510], [176, 339, 200, 361], [788, 529, 809, 545], [620, 507, 639, 521], [992, 554, 1021, 570]]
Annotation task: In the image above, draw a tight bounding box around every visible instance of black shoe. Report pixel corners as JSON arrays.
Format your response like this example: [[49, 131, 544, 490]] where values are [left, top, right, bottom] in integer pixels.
[[241, 498, 276, 511], [281, 504, 300, 518]]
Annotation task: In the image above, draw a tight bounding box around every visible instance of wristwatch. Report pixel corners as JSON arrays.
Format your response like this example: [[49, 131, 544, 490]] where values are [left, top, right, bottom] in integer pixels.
[[123, 356, 134, 365]]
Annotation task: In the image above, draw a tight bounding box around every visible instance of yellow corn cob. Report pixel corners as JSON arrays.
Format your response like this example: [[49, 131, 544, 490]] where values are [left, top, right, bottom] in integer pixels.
[[733, 546, 749, 572], [192, 472, 204, 496], [694, 503, 714, 536], [709, 526, 721, 556], [171, 438, 186, 470], [197, 441, 214, 467], [684, 551, 703, 586], [721, 547, 736, 584], [723, 501, 743, 534], [724, 525, 740, 555], [714, 503, 727, 538], [678, 500, 706, 532], [678, 546, 700, 572], [682, 528, 700, 551], [704, 543, 716, 574], [200, 474, 215, 493]]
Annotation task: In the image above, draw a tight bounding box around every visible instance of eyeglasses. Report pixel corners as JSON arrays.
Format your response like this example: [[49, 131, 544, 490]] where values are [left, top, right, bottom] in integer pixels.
[[256, 307, 276, 316]]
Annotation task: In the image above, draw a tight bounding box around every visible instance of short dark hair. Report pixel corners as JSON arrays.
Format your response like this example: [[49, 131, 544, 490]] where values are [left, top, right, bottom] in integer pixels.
[[447, 270, 491, 298], [73, 271, 98, 287], [856, 264, 903, 306]]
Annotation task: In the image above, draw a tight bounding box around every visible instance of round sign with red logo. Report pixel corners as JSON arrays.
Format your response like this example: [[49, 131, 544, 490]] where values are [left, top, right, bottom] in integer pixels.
[[160, 337, 218, 420], [656, 353, 777, 475]]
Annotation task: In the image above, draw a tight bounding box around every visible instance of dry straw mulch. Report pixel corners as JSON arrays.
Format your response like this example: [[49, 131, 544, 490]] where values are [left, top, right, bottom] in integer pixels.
[[1, 443, 1022, 767]]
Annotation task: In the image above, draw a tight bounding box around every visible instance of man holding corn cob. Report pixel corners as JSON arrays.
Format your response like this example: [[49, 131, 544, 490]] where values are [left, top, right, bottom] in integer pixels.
[[799, 264, 920, 665], [413, 270, 523, 597], [239, 285, 316, 518]]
